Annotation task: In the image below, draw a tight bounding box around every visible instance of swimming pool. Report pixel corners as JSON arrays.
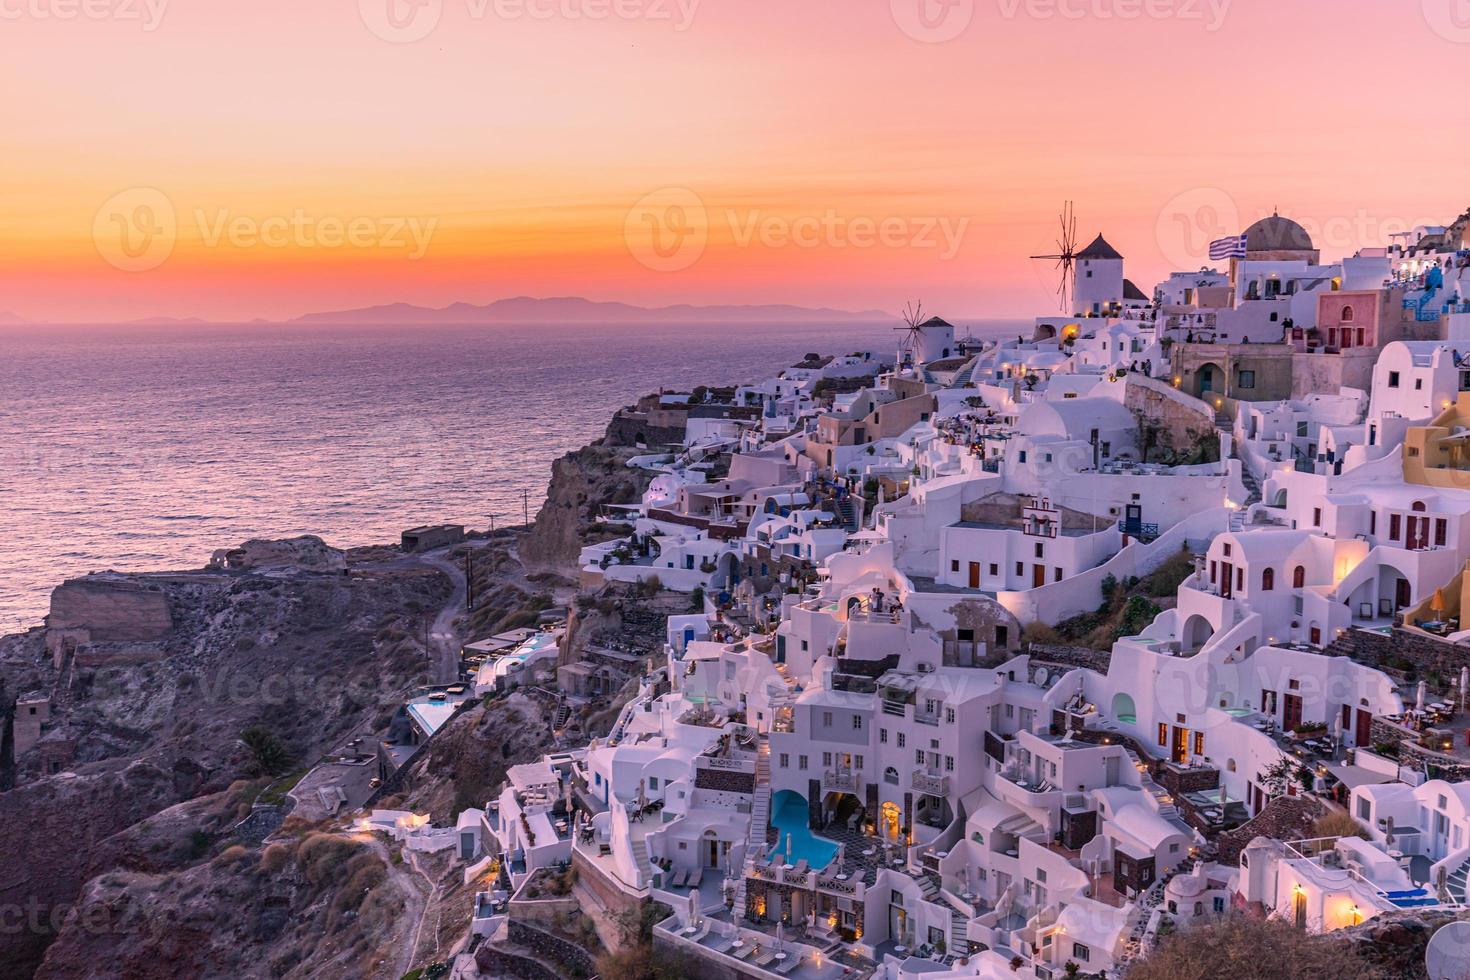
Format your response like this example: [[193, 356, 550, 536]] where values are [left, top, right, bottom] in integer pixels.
[[1225, 707, 1254, 718], [767, 791, 839, 868]]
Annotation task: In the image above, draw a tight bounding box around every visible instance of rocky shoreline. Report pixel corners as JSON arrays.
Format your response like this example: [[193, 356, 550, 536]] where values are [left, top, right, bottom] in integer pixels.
[[0, 407, 658, 978]]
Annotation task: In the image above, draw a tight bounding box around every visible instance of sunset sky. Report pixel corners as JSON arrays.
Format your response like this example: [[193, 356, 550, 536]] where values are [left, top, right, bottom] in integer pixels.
[[6, 0, 1470, 322]]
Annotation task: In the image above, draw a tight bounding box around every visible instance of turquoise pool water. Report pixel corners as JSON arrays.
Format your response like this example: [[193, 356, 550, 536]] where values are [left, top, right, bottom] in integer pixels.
[[1225, 707, 1253, 718], [767, 791, 838, 867]]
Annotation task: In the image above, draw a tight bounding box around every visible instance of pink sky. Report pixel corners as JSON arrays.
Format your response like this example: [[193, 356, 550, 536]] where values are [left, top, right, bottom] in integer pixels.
[[5, 0, 1470, 322]]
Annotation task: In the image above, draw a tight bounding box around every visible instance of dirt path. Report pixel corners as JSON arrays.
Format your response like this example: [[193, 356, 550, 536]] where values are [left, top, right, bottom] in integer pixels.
[[361, 834, 434, 979]]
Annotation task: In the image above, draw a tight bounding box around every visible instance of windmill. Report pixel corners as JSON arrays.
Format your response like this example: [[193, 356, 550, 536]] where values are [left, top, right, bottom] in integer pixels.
[[1031, 201, 1080, 313], [895, 300, 926, 370]]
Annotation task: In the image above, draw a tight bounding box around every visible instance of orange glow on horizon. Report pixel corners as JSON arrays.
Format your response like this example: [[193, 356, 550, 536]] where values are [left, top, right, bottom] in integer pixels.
[[5, 1, 1470, 322]]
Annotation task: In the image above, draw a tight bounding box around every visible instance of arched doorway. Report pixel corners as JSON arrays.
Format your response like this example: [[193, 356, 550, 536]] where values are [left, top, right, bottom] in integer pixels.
[[1181, 614, 1214, 652], [1111, 692, 1137, 725], [1194, 363, 1225, 398], [879, 801, 902, 842]]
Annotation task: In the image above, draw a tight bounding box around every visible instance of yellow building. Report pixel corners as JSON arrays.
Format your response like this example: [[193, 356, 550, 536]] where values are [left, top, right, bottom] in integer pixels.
[[1403, 393, 1470, 490]]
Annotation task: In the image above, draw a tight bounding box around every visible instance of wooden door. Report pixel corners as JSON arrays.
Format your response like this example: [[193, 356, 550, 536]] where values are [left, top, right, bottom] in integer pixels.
[[1283, 694, 1304, 732], [1033, 564, 1047, 588], [969, 562, 980, 588], [1220, 562, 1233, 598], [1356, 709, 1372, 747], [1396, 578, 1412, 609], [1171, 726, 1188, 764]]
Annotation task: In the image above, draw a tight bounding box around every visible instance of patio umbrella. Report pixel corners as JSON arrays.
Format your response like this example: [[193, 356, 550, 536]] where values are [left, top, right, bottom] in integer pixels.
[[777, 921, 784, 951], [836, 842, 845, 869], [1418, 681, 1428, 713], [690, 887, 699, 928], [786, 832, 793, 862], [1433, 588, 1449, 616], [1462, 666, 1469, 713]]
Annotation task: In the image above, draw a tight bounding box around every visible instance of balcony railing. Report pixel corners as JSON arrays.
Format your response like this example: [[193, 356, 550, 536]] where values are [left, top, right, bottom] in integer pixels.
[[822, 770, 860, 793], [912, 769, 949, 796]]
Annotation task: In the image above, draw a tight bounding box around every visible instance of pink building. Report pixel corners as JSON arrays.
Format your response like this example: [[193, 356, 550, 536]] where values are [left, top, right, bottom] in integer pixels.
[[1316, 289, 1387, 351]]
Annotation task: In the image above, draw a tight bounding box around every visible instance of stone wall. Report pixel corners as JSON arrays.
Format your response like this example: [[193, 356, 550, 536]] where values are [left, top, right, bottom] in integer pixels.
[[694, 768, 756, 794], [571, 846, 645, 919], [47, 577, 172, 643], [1026, 644, 1112, 673], [1214, 796, 1324, 866], [474, 944, 565, 980], [507, 919, 598, 977], [1327, 624, 1470, 679]]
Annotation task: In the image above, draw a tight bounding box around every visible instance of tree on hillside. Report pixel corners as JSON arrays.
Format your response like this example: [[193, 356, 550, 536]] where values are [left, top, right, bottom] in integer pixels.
[[241, 726, 293, 777]]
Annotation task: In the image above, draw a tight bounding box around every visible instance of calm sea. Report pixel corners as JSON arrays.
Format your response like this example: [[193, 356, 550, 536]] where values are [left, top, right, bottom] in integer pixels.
[[0, 319, 1023, 633]]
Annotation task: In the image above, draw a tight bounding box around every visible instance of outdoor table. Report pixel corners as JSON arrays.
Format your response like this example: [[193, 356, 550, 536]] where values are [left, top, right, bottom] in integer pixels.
[[894, 945, 907, 954]]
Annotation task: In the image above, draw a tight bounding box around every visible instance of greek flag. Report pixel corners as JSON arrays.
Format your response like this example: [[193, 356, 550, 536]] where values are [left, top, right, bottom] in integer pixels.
[[1209, 233, 1248, 260]]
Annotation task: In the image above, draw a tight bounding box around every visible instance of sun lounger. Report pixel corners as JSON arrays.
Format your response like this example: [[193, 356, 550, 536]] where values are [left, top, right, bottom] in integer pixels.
[[775, 953, 804, 974], [792, 859, 808, 876], [671, 869, 688, 888], [687, 867, 703, 888], [706, 936, 734, 955], [752, 950, 777, 968], [731, 944, 757, 960]]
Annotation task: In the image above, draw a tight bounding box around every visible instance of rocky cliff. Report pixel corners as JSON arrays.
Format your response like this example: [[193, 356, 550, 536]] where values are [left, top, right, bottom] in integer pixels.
[[0, 541, 452, 976], [521, 444, 654, 570]]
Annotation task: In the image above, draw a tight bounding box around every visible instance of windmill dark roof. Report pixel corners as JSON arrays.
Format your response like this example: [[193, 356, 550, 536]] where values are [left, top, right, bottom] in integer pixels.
[[1123, 279, 1149, 301], [1077, 235, 1123, 260], [919, 316, 955, 329]]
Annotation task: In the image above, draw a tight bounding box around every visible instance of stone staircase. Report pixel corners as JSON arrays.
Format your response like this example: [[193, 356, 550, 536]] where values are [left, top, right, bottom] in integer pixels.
[[552, 701, 572, 731], [1447, 857, 1470, 904], [948, 907, 969, 955], [731, 739, 771, 917], [629, 837, 655, 886]]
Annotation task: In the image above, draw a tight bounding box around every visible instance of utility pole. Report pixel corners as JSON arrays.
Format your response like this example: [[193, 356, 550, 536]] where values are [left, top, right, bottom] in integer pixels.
[[465, 551, 474, 611], [523, 489, 530, 527]]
